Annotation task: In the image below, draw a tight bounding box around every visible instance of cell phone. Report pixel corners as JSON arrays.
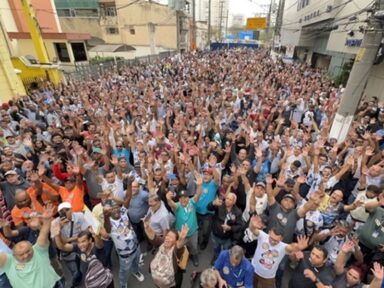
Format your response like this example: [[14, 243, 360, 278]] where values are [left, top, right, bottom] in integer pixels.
[[58, 210, 66, 220], [105, 199, 113, 208]]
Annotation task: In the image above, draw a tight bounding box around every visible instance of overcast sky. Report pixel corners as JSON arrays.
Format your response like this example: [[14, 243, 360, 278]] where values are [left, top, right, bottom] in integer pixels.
[[155, 0, 272, 18]]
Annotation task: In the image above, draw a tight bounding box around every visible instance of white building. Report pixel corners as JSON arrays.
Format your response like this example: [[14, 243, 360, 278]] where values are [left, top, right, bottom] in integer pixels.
[[281, 0, 384, 100]]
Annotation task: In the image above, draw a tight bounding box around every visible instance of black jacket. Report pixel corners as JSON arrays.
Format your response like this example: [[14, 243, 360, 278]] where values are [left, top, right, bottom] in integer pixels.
[[207, 202, 244, 240]]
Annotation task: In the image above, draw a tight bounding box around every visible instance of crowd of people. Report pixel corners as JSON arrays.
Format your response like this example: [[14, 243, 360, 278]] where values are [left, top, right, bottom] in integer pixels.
[[0, 48, 383, 288]]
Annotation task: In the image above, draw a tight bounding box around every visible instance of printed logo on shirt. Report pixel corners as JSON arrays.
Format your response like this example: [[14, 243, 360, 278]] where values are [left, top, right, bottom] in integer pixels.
[[259, 242, 279, 270]]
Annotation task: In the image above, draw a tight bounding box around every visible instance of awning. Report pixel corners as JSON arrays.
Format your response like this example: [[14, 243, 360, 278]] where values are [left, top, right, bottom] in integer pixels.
[[89, 44, 136, 53]]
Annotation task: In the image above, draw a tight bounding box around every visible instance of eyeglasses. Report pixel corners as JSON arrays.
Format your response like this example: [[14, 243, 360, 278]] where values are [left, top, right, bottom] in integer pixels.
[[116, 146, 123, 148]]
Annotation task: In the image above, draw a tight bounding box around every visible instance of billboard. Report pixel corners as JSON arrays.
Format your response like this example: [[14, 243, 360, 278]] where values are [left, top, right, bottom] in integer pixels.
[[239, 31, 254, 40], [246, 17, 267, 30]]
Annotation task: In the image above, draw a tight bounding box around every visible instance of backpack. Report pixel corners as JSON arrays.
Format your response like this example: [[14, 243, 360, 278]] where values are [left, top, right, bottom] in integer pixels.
[[84, 255, 113, 288]]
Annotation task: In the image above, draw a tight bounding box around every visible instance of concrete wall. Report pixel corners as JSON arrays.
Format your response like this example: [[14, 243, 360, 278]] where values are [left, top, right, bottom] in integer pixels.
[[116, 1, 178, 49], [59, 17, 103, 39], [365, 61, 384, 101]]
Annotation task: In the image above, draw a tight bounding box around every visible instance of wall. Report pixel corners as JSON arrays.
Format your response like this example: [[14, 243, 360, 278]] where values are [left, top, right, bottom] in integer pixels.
[[116, 1, 178, 49], [8, 0, 59, 33], [365, 61, 384, 101], [10, 38, 86, 65], [59, 17, 103, 39]]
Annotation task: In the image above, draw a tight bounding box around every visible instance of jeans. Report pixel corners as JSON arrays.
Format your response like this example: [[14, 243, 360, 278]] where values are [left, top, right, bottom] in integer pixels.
[[63, 257, 82, 287], [197, 213, 212, 248], [103, 239, 114, 268], [211, 233, 232, 261], [185, 231, 199, 256], [118, 246, 141, 287], [0, 273, 12, 288]]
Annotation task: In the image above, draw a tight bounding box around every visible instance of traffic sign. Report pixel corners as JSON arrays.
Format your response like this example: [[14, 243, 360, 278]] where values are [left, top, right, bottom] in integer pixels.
[[246, 17, 267, 29]]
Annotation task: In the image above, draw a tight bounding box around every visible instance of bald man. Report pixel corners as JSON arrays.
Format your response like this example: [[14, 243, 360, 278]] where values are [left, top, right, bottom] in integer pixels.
[[207, 192, 243, 262], [0, 205, 60, 288], [11, 189, 43, 227]]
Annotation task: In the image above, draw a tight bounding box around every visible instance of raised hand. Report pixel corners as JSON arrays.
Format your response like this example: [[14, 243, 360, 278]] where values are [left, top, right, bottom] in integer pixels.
[[213, 197, 223, 206], [341, 239, 355, 253], [179, 224, 189, 239], [37, 163, 46, 177], [371, 262, 384, 281], [266, 174, 274, 185], [166, 191, 174, 201], [195, 175, 203, 186], [296, 235, 309, 250]]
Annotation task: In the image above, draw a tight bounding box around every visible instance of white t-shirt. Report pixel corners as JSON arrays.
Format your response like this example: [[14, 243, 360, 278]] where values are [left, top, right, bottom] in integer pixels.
[[109, 207, 138, 255], [251, 230, 288, 279], [147, 201, 175, 236], [242, 190, 268, 222], [101, 178, 125, 201]]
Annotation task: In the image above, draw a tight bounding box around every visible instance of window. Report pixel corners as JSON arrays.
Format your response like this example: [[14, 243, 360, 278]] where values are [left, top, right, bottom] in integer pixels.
[[75, 9, 98, 17], [106, 27, 119, 34], [57, 9, 75, 17], [297, 0, 310, 11], [71, 43, 87, 62], [54, 43, 70, 62], [130, 26, 135, 35], [105, 7, 117, 16]]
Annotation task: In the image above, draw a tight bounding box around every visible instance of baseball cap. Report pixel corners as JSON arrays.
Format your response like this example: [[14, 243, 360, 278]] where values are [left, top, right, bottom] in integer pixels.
[[58, 202, 72, 211], [179, 190, 189, 198], [4, 170, 17, 177], [203, 167, 213, 175], [282, 194, 296, 203], [255, 182, 266, 188], [136, 139, 144, 144]]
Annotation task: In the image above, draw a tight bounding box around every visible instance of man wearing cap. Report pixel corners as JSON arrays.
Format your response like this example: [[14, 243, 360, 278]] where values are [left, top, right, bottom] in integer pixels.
[[265, 175, 317, 243], [52, 202, 89, 288], [0, 169, 30, 210], [242, 182, 268, 223], [166, 175, 203, 266], [196, 167, 219, 250]]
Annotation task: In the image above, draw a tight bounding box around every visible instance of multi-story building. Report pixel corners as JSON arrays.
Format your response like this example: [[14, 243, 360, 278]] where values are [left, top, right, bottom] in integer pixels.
[[281, 0, 384, 100], [56, 0, 190, 54]]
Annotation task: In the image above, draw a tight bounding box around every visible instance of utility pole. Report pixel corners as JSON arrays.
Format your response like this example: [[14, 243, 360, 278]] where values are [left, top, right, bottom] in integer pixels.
[[208, 0, 212, 47], [192, 0, 196, 49], [225, 8, 229, 39], [329, 0, 384, 142], [218, 0, 224, 41], [273, 0, 285, 47], [266, 0, 274, 34]]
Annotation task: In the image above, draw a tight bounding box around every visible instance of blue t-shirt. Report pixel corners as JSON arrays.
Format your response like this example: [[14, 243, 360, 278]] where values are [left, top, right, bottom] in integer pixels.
[[113, 147, 131, 163], [127, 189, 149, 223], [196, 180, 217, 215], [214, 250, 254, 288], [175, 199, 198, 236]]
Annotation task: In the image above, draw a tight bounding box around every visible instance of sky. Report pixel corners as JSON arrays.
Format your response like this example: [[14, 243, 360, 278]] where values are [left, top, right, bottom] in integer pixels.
[[229, 0, 271, 18], [154, 0, 272, 19]]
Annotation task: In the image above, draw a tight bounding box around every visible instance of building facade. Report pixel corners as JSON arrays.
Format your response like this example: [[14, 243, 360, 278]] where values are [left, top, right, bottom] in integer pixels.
[[1, 0, 90, 68], [57, 0, 189, 53], [281, 0, 384, 100]]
